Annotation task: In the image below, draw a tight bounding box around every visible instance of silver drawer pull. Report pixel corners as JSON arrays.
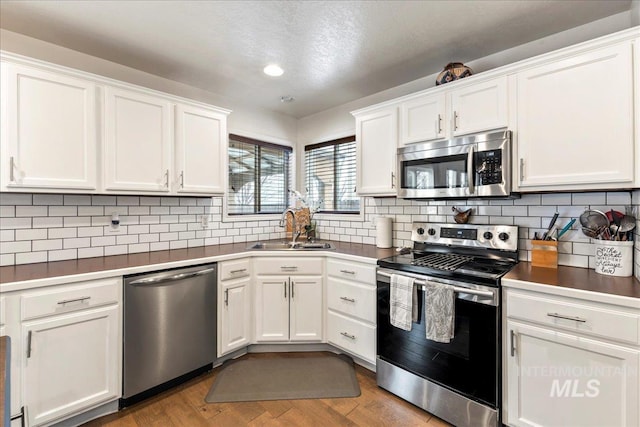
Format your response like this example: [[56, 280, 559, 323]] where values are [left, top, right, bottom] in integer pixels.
[[340, 296, 356, 303], [547, 312, 587, 323], [340, 270, 356, 275], [280, 266, 298, 271], [340, 332, 356, 340], [27, 330, 33, 358], [230, 269, 247, 274], [57, 296, 91, 305]]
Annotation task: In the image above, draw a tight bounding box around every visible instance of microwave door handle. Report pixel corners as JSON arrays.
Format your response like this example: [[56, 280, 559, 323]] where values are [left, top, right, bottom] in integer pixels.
[[467, 146, 475, 195]]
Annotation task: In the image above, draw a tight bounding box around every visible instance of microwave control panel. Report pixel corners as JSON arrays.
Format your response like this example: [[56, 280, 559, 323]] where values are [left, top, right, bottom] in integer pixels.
[[475, 150, 502, 185]]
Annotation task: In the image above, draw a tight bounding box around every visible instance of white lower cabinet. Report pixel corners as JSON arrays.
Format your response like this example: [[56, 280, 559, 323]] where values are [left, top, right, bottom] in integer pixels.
[[218, 259, 252, 356], [1, 277, 123, 427], [23, 305, 120, 426], [325, 259, 377, 364], [254, 257, 323, 343], [503, 287, 640, 427]]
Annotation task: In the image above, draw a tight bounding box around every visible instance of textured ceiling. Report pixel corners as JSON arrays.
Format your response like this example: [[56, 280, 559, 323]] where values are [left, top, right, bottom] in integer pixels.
[[0, 0, 631, 118]]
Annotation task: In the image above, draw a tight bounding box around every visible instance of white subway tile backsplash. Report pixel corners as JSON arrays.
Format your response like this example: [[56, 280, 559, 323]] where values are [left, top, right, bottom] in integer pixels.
[[48, 228, 77, 239], [64, 195, 91, 205], [91, 236, 116, 247], [0, 193, 32, 205], [0, 253, 14, 265], [78, 247, 104, 259], [77, 227, 103, 238], [33, 194, 62, 205], [140, 197, 161, 206], [104, 245, 127, 256], [49, 206, 78, 217], [139, 234, 160, 243], [63, 237, 91, 249], [0, 230, 14, 241], [33, 239, 62, 251], [92, 196, 117, 206], [15, 229, 47, 241], [78, 206, 104, 216], [129, 206, 150, 215], [64, 217, 92, 227], [48, 249, 77, 262], [16, 251, 47, 264], [116, 235, 138, 245], [128, 243, 149, 253], [15, 206, 48, 217], [0, 217, 31, 229], [1, 241, 31, 253], [117, 196, 140, 206], [170, 240, 188, 249], [0, 206, 15, 217], [150, 241, 170, 251]]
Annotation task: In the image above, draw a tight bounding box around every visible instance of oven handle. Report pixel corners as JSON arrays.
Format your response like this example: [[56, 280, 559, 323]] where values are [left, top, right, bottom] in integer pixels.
[[377, 271, 494, 298]]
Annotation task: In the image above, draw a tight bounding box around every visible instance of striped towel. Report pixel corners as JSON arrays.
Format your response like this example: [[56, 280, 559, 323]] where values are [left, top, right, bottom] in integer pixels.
[[390, 274, 417, 331], [424, 281, 455, 343]]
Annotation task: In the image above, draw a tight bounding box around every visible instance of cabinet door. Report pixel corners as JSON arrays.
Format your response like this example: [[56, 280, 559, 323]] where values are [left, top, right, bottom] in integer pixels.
[[355, 107, 398, 196], [289, 276, 323, 341], [399, 93, 446, 145], [506, 321, 639, 427], [103, 87, 172, 192], [23, 305, 120, 427], [450, 77, 508, 136], [1, 63, 97, 190], [255, 276, 290, 342], [219, 277, 251, 355], [516, 43, 634, 189], [175, 104, 227, 194]]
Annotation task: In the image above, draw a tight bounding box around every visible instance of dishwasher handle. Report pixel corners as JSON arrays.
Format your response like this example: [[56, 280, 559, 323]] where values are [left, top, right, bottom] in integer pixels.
[[128, 268, 215, 286]]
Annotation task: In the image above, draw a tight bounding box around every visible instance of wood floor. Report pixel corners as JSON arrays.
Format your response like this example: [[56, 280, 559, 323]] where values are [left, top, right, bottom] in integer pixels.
[[83, 352, 453, 427]]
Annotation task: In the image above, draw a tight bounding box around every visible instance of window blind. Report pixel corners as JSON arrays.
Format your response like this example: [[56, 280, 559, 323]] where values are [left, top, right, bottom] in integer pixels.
[[228, 134, 292, 215], [305, 136, 358, 214]]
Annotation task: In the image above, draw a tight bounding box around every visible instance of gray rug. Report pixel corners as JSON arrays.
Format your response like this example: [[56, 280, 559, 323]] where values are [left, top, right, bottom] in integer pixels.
[[205, 353, 361, 403]]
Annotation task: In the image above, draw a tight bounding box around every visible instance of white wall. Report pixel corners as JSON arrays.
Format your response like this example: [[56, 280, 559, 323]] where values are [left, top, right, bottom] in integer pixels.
[[296, 10, 635, 146], [0, 29, 298, 144]]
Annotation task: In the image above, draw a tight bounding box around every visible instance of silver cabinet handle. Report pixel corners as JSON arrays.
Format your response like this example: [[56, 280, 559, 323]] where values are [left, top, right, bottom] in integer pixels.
[[179, 170, 184, 188], [27, 331, 33, 358], [284, 281, 287, 298], [340, 332, 356, 340], [547, 312, 587, 323], [510, 330, 516, 357], [436, 114, 442, 135], [291, 281, 295, 299], [164, 169, 169, 188], [9, 156, 15, 182], [519, 158, 524, 182], [230, 269, 247, 274], [224, 289, 229, 306], [391, 172, 395, 188], [340, 296, 356, 303], [340, 270, 355, 275], [453, 111, 459, 131], [129, 268, 215, 285], [466, 145, 475, 195], [57, 296, 90, 305], [280, 266, 298, 271]]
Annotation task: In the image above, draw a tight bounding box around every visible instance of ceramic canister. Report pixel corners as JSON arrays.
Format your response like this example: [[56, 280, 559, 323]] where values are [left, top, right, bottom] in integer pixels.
[[375, 217, 393, 248]]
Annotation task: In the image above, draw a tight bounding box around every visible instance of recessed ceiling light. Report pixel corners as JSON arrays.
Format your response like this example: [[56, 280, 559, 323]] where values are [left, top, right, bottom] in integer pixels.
[[280, 96, 295, 103], [263, 64, 284, 77]]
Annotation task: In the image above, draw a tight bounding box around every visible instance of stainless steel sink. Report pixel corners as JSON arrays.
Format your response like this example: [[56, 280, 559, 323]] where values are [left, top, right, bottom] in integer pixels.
[[248, 241, 334, 250]]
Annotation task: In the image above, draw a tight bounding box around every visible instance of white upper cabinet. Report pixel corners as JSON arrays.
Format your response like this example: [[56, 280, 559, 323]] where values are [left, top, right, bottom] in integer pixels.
[[355, 106, 398, 196], [103, 87, 173, 192], [1, 63, 97, 191], [450, 77, 508, 137], [515, 42, 634, 190], [398, 77, 507, 147], [399, 93, 446, 145], [175, 104, 227, 194]]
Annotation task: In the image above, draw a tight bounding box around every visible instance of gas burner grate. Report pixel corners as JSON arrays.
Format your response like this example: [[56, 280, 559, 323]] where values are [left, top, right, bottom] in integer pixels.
[[412, 253, 473, 271]]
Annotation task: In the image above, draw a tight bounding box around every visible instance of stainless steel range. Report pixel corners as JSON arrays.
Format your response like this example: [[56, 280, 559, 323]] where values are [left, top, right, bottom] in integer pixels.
[[376, 222, 518, 427]]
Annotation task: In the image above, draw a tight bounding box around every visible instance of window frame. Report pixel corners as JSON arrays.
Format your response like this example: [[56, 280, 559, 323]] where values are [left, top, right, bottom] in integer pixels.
[[304, 135, 361, 217], [224, 132, 295, 221]]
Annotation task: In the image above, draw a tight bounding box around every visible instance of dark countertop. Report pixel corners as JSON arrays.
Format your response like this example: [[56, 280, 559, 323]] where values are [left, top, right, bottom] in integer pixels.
[[504, 262, 640, 300], [0, 240, 396, 285]]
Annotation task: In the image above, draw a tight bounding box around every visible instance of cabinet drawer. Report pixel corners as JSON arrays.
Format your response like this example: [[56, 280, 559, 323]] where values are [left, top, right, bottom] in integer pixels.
[[21, 277, 121, 321], [327, 311, 376, 363], [219, 258, 251, 280], [254, 257, 323, 275], [327, 277, 376, 323], [506, 291, 639, 345], [327, 259, 376, 285]]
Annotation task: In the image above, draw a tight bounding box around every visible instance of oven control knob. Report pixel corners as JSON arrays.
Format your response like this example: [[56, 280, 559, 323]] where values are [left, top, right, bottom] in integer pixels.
[[428, 228, 436, 236], [417, 227, 425, 235], [498, 232, 510, 241], [483, 231, 493, 240]]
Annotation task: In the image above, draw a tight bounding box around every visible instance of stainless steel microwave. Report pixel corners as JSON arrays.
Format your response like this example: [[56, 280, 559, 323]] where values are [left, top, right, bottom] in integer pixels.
[[397, 130, 513, 199]]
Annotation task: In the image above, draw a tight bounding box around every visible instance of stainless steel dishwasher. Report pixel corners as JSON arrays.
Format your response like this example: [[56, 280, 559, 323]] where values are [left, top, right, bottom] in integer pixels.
[[121, 263, 217, 407]]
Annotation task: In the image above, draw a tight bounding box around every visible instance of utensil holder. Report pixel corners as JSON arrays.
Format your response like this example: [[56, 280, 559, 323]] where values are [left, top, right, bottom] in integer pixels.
[[531, 240, 558, 268], [594, 240, 633, 277]]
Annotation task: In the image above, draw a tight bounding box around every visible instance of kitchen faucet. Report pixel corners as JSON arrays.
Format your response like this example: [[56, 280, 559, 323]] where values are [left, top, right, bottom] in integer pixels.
[[282, 208, 301, 245]]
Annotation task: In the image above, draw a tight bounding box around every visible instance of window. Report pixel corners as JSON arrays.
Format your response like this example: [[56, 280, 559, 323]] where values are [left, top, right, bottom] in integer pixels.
[[305, 136, 358, 214], [227, 134, 292, 215]]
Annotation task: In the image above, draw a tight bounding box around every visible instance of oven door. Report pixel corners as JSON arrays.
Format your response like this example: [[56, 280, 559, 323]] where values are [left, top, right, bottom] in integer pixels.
[[397, 140, 475, 199], [376, 269, 500, 409]]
